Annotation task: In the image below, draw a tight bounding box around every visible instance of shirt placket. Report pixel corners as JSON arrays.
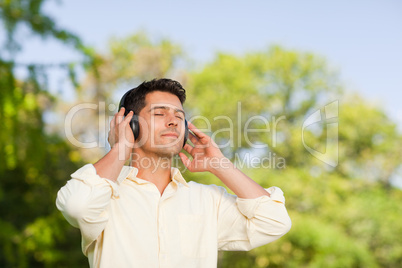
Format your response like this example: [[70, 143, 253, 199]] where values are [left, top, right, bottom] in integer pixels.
[[158, 182, 178, 268]]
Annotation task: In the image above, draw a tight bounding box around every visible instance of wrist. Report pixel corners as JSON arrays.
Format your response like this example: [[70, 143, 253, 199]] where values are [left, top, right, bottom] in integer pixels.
[[209, 156, 234, 176], [111, 143, 132, 162]]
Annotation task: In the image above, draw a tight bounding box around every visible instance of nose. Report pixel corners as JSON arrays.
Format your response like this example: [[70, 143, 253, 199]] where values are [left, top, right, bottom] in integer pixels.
[[166, 113, 179, 127]]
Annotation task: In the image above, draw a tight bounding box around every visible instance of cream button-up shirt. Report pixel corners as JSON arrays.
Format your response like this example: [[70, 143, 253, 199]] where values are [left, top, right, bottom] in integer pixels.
[[56, 164, 291, 268]]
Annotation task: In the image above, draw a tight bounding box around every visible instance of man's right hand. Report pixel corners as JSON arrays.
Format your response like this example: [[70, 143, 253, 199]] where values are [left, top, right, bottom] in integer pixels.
[[93, 107, 135, 182], [108, 107, 135, 161]]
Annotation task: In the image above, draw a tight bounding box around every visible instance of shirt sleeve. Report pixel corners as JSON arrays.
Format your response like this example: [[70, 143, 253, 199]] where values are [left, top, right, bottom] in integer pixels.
[[55, 164, 120, 255], [216, 186, 291, 251]]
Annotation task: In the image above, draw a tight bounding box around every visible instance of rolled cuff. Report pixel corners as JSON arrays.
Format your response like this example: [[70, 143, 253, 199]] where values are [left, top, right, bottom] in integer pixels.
[[71, 164, 120, 198], [236, 186, 285, 219]]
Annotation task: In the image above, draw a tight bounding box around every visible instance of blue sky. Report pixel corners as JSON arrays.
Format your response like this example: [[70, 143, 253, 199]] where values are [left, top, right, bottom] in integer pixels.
[[4, 0, 402, 127]]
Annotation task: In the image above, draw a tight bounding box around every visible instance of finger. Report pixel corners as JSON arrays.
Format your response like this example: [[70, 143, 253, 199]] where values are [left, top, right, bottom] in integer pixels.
[[107, 130, 111, 142], [113, 111, 119, 127], [189, 132, 210, 148], [188, 132, 200, 145], [107, 129, 115, 147], [179, 152, 192, 170], [116, 107, 125, 125], [188, 123, 211, 146], [183, 144, 194, 155], [123, 111, 133, 124], [188, 121, 207, 139], [110, 114, 116, 128]]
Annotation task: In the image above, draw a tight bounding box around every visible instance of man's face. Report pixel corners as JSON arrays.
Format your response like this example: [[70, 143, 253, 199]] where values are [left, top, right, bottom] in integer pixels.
[[136, 91, 186, 157]]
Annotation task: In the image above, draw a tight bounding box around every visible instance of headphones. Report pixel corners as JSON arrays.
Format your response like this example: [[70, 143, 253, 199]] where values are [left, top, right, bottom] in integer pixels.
[[119, 88, 189, 147]]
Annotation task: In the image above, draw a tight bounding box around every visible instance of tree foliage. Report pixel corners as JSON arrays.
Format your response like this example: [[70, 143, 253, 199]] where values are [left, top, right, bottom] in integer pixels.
[[184, 48, 402, 267], [0, 0, 89, 266], [186, 47, 341, 164], [1, 1, 401, 267]]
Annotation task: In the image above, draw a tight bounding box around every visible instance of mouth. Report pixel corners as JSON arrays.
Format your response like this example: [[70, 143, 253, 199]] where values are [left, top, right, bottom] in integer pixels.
[[161, 132, 179, 139]]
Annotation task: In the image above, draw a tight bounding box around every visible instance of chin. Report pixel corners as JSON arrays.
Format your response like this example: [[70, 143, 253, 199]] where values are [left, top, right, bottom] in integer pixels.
[[146, 142, 183, 158], [154, 148, 181, 158], [161, 144, 182, 156]]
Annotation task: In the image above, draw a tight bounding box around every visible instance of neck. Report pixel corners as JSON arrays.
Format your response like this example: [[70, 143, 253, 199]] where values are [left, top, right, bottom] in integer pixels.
[[130, 150, 173, 195]]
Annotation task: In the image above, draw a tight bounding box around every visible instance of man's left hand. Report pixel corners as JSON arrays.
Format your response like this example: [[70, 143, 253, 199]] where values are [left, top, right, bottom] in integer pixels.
[[179, 122, 229, 173]]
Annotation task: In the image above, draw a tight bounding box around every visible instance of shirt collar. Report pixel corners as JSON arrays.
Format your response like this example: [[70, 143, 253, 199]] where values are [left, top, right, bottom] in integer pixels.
[[118, 166, 189, 187], [170, 167, 189, 187]]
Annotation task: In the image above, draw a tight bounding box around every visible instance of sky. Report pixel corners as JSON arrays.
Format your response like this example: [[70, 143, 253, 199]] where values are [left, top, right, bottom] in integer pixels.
[[4, 0, 402, 127]]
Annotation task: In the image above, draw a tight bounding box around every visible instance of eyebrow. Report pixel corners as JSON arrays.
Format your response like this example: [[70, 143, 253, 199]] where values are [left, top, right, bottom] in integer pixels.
[[149, 106, 186, 116]]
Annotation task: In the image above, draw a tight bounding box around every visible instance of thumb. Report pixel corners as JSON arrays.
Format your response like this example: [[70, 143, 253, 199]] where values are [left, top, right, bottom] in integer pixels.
[[179, 152, 192, 170]]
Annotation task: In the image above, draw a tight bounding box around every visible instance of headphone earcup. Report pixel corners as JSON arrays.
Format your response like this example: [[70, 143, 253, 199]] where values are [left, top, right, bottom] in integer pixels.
[[183, 119, 189, 147], [130, 114, 140, 140]]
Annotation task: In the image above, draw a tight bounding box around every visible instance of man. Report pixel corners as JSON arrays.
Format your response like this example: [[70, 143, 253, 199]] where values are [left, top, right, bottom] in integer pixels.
[[56, 78, 291, 268]]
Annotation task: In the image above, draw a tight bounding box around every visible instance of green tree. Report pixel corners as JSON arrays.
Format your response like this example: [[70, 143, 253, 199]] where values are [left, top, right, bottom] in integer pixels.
[[3, 2, 401, 266], [0, 0, 91, 266], [184, 47, 402, 267], [186, 46, 341, 165], [337, 95, 402, 187], [58, 32, 187, 163], [227, 165, 402, 268]]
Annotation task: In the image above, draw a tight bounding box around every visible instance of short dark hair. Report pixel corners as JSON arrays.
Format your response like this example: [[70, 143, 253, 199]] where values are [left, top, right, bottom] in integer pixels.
[[123, 78, 186, 115]]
